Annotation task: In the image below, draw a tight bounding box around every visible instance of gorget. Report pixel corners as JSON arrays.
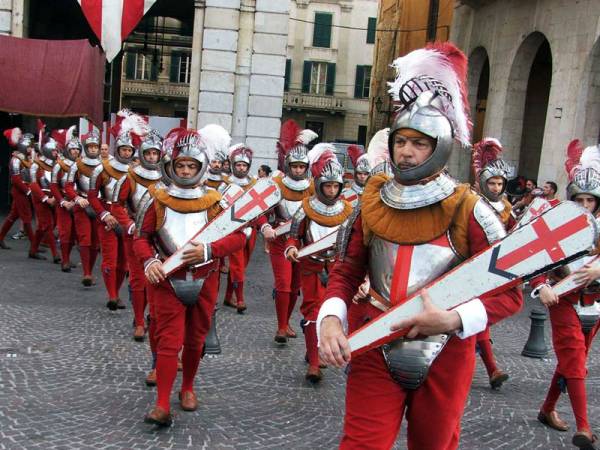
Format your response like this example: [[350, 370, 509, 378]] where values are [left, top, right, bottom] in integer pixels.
[[133, 165, 161, 181], [309, 197, 345, 217], [82, 156, 102, 167], [229, 175, 252, 187], [167, 184, 205, 199], [109, 158, 130, 173], [350, 182, 364, 196], [282, 176, 310, 192], [206, 171, 222, 182], [380, 172, 458, 210]]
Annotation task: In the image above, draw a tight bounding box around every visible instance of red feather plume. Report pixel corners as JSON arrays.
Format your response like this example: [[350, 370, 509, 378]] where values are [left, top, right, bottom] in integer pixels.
[[3, 127, 22, 148], [347, 145, 364, 168], [471, 138, 503, 181], [308, 144, 337, 178], [565, 139, 584, 181]]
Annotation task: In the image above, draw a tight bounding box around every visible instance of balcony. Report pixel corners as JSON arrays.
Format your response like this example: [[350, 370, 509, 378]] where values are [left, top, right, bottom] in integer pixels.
[[283, 92, 345, 113], [122, 80, 189, 99]]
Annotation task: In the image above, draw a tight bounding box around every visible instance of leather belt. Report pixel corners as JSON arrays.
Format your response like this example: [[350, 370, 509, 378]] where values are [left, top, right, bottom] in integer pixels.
[[368, 288, 391, 312]]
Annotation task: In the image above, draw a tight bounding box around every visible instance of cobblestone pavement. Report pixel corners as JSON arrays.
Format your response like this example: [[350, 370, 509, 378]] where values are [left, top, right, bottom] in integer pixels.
[[0, 226, 599, 449]]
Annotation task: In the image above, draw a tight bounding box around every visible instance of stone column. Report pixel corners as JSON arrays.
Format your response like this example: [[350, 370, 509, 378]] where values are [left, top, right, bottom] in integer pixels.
[[187, 0, 206, 129]]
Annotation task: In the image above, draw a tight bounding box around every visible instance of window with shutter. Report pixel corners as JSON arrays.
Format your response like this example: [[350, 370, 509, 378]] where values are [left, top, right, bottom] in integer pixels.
[[284, 59, 291, 92], [170, 52, 180, 83], [354, 66, 371, 98], [125, 52, 136, 80], [326, 63, 336, 96], [302, 61, 312, 93], [178, 53, 191, 84], [313, 12, 332, 48], [367, 17, 376, 44]]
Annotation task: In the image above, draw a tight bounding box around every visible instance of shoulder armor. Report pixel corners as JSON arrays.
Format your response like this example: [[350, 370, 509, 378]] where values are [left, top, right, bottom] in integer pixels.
[[289, 207, 307, 240], [10, 157, 21, 176], [89, 164, 104, 188], [473, 197, 507, 245], [51, 163, 61, 183], [112, 175, 128, 203], [135, 192, 154, 236], [336, 203, 361, 261], [30, 163, 39, 180], [67, 163, 78, 183]]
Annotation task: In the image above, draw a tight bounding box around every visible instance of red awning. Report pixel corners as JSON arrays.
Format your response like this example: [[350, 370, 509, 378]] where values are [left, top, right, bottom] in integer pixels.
[[0, 35, 105, 125]]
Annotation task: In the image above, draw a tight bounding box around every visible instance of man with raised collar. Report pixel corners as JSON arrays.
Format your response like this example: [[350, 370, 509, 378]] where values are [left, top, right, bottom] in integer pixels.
[[341, 145, 371, 207], [134, 128, 246, 427]]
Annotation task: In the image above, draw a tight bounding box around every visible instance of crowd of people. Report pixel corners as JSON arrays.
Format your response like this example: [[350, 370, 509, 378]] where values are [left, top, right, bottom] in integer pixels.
[[1, 41, 600, 450]]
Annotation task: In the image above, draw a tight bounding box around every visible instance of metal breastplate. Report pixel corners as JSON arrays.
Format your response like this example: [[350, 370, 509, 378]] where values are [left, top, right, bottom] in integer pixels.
[[276, 198, 302, 222], [306, 220, 340, 262], [130, 183, 149, 213], [20, 167, 31, 183], [369, 233, 461, 390], [60, 172, 69, 188], [156, 207, 209, 257], [40, 170, 52, 191], [102, 176, 118, 202], [77, 173, 91, 194]]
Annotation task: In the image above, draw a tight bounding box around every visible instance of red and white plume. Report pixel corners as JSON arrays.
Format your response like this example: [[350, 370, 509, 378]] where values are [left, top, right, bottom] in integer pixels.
[[3, 127, 22, 148], [366, 128, 390, 168], [51, 125, 76, 149], [199, 124, 231, 162], [565, 139, 584, 181], [308, 143, 337, 177], [347, 145, 365, 169], [228, 143, 253, 161], [388, 42, 471, 146], [277, 120, 318, 170], [111, 109, 150, 145], [162, 127, 188, 157], [472, 137, 503, 179]]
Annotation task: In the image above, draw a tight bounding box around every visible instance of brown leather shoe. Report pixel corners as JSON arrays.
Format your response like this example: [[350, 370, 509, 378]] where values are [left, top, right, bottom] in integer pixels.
[[286, 325, 297, 338], [145, 369, 156, 387], [133, 326, 146, 342], [305, 365, 323, 384], [274, 329, 288, 344], [144, 406, 172, 427], [489, 370, 509, 389], [572, 430, 598, 449], [538, 410, 569, 431], [179, 391, 198, 411]]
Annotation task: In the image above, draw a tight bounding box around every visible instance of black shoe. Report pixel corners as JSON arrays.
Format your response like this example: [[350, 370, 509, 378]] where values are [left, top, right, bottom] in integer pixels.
[[61, 264, 72, 273], [106, 300, 118, 311], [82, 276, 93, 287], [116, 298, 126, 309], [53, 256, 62, 264], [0, 240, 10, 250], [28, 252, 47, 260]]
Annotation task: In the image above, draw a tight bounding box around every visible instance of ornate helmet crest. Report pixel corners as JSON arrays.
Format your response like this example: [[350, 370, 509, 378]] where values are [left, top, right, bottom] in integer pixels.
[[565, 139, 600, 210], [277, 120, 318, 181], [472, 138, 511, 202], [308, 143, 344, 205]]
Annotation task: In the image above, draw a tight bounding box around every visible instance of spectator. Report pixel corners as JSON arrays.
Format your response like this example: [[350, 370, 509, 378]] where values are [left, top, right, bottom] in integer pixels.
[[543, 181, 560, 206], [100, 143, 110, 160], [258, 165, 272, 178]]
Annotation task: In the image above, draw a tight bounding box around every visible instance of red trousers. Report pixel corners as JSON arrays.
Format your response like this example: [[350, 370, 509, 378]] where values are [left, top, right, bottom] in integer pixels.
[[476, 326, 498, 377], [56, 206, 77, 265], [30, 199, 57, 257], [73, 207, 99, 277], [268, 235, 301, 331], [340, 304, 475, 450], [299, 266, 326, 368], [123, 235, 146, 327], [152, 269, 220, 412], [0, 187, 33, 241], [97, 224, 127, 300]]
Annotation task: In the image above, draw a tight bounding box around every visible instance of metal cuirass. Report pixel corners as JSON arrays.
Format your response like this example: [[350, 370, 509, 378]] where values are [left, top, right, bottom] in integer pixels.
[[20, 167, 31, 183], [156, 207, 209, 258], [275, 198, 302, 222], [77, 173, 91, 195], [102, 176, 118, 202], [306, 220, 340, 262], [369, 232, 461, 390], [129, 182, 149, 214], [40, 169, 52, 191]]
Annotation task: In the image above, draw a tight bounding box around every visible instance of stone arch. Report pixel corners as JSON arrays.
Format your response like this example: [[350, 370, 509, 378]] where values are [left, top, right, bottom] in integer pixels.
[[575, 36, 600, 145], [502, 32, 552, 182], [468, 46, 490, 145]]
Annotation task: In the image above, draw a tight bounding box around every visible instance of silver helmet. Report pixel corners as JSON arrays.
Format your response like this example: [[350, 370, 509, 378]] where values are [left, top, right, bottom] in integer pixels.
[[347, 145, 371, 187], [17, 133, 35, 156], [228, 144, 253, 178], [64, 137, 82, 161], [164, 130, 208, 187], [208, 150, 226, 175], [309, 144, 344, 206], [565, 143, 600, 212], [277, 120, 318, 181], [114, 131, 136, 164], [82, 131, 101, 159], [473, 138, 510, 202], [567, 168, 600, 210], [139, 130, 162, 170], [40, 138, 59, 161], [479, 160, 510, 202]]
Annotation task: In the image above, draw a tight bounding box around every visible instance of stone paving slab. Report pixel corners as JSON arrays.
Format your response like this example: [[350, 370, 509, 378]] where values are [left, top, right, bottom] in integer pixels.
[[0, 223, 599, 449]]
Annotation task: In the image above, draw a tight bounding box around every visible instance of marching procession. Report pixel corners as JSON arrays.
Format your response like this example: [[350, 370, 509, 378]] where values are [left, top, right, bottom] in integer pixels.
[[2, 42, 600, 450]]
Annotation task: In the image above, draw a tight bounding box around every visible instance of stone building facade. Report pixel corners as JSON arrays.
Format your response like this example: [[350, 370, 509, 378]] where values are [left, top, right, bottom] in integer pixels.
[[449, 0, 600, 191]]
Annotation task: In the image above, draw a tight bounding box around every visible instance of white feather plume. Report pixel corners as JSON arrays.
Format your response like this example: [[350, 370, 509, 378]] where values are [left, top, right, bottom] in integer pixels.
[[308, 143, 336, 165], [227, 143, 245, 157], [66, 125, 76, 142], [298, 129, 318, 145], [387, 47, 470, 147], [199, 124, 231, 162], [117, 109, 150, 137], [580, 145, 600, 172], [366, 128, 390, 168]]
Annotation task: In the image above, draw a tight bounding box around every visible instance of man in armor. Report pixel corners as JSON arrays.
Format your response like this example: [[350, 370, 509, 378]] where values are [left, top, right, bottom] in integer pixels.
[[28, 137, 60, 262], [341, 145, 371, 207], [111, 130, 162, 344], [203, 150, 227, 191], [258, 120, 318, 343], [532, 140, 600, 450], [220, 143, 257, 313], [317, 43, 523, 449], [285, 145, 352, 383], [134, 128, 246, 427], [471, 137, 515, 390], [50, 130, 81, 272], [0, 129, 36, 249]]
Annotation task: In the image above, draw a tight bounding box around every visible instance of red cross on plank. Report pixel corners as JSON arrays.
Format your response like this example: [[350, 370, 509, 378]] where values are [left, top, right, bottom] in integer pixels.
[[223, 190, 242, 205], [495, 215, 589, 270], [528, 203, 550, 218], [233, 184, 277, 220]]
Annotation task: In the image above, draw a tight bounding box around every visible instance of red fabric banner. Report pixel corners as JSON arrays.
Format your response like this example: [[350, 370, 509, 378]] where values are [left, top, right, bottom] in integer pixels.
[[0, 35, 105, 125]]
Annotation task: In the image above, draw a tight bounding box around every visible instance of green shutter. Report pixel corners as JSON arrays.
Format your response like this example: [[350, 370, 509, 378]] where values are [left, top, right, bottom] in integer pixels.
[[125, 52, 136, 79], [354, 65, 364, 98], [313, 12, 332, 48], [150, 56, 159, 81], [367, 17, 376, 44], [302, 61, 311, 93], [170, 52, 180, 83], [326, 63, 336, 96], [284, 59, 291, 92]]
